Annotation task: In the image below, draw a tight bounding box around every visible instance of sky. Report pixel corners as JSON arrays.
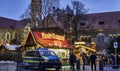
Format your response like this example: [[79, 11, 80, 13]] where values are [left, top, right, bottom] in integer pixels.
[[0, 0, 120, 20]]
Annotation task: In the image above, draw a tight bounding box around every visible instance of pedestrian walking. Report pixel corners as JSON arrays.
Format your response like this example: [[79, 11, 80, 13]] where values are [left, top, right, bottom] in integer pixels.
[[69, 50, 76, 70], [81, 52, 88, 70], [90, 52, 97, 71]]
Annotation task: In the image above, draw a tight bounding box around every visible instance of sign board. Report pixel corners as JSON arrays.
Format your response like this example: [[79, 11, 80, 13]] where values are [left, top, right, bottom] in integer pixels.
[[114, 42, 118, 48]]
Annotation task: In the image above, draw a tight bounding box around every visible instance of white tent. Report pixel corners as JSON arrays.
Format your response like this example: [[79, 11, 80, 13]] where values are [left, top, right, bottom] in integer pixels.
[[3, 45, 22, 50]]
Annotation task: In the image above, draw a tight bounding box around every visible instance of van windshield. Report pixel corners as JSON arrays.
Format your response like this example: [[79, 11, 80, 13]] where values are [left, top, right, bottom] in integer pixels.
[[40, 51, 56, 56]]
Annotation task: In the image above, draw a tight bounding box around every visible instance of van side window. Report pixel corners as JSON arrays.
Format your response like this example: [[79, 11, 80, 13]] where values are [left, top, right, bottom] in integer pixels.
[[35, 51, 41, 57], [25, 51, 35, 57]]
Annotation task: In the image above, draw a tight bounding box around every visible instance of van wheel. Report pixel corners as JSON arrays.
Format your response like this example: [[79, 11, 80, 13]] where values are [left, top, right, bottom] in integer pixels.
[[24, 66, 28, 69], [56, 68, 61, 71], [39, 67, 45, 71], [39, 64, 45, 71]]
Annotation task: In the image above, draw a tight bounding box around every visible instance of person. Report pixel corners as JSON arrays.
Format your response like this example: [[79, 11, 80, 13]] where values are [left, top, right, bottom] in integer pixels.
[[90, 52, 97, 71], [69, 50, 76, 70], [104, 55, 108, 66], [81, 52, 88, 70], [110, 53, 115, 66], [116, 54, 120, 65]]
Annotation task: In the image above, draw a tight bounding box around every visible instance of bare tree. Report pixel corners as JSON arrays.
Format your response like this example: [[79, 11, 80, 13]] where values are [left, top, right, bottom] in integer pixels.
[[20, 0, 42, 30], [72, 0, 88, 15], [53, 0, 88, 43], [71, 0, 88, 41], [20, 4, 31, 19], [20, 0, 59, 29], [42, 0, 59, 28]]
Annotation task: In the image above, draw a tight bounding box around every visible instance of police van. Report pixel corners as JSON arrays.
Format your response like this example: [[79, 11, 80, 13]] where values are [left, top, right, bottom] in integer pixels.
[[23, 48, 62, 70]]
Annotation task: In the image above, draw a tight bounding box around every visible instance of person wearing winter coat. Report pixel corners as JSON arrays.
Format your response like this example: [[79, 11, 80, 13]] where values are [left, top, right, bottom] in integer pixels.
[[90, 52, 97, 71], [69, 50, 76, 70]]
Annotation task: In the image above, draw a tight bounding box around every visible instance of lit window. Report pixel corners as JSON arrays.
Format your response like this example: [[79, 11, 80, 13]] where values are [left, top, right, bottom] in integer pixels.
[[87, 36, 91, 42], [109, 34, 113, 42]]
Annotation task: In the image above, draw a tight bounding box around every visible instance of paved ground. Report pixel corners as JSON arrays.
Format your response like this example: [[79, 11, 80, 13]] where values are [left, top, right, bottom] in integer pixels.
[[16, 62, 120, 71], [104, 66, 120, 71]]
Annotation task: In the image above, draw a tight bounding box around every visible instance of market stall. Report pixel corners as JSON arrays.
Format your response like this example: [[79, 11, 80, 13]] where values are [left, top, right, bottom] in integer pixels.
[[24, 31, 72, 64], [74, 42, 96, 59]]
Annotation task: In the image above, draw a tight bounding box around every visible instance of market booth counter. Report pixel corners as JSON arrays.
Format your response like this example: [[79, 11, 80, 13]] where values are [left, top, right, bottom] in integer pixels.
[[50, 49, 70, 64], [24, 31, 72, 65]]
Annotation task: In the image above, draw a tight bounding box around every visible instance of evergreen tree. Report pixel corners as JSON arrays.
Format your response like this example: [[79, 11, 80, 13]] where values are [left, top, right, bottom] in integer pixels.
[[108, 36, 120, 54]]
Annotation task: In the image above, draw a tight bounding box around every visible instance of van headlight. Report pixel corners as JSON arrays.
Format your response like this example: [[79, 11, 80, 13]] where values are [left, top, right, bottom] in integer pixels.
[[44, 60, 48, 62], [42, 56, 49, 62]]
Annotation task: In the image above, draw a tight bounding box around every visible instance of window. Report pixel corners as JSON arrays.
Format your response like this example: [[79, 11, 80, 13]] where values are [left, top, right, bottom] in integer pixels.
[[6, 32, 11, 40], [113, 35, 117, 40], [40, 51, 56, 56], [84, 36, 87, 42], [35, 51, 41, 57], [87, 36, 91, 43], [97, 33, 105, 42], [109, 34, 113, 42], [25, 51, 35, 57], [118, 20, 120, 23], [80, 36, 83, 41], [7, 34, 9, 40], [80, 23, 86, 26], [98, 21, 104, 25]]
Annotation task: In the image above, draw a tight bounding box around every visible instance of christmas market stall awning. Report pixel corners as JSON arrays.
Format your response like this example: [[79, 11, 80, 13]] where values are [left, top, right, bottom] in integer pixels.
[[3, 44, 22, 50], [24, 31, 72, 48]]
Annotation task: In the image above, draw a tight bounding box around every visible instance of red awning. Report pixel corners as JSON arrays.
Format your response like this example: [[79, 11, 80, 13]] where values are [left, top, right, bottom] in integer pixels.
[[32, 31, 72, 48]]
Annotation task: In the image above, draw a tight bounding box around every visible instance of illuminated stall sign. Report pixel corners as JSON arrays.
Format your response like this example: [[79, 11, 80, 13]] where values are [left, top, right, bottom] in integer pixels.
[[41, 33, 65, 41]]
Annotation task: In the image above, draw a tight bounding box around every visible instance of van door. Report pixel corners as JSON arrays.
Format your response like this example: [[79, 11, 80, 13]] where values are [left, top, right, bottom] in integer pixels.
[[24, 51, 35, 61], [23, 51, 36, 67], [33, 51, 41, 63]]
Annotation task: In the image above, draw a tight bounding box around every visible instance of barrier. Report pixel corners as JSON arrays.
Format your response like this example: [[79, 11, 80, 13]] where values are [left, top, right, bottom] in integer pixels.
[[0, 61, 17, 71]]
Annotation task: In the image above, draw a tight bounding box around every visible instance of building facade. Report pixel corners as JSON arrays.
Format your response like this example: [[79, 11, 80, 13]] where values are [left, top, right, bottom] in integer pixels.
[[0, 17, 28, 45], [1, 11, 120, 52], [78, 11, 120, 51]]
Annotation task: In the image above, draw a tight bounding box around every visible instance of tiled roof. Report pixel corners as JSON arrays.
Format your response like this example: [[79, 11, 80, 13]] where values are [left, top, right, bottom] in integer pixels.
[[0, 17, 28, 30], [16, 19, 30, 30], [1, 11, 120, 31], [37, 15, 60, 28], [87, 11, 120, 30]]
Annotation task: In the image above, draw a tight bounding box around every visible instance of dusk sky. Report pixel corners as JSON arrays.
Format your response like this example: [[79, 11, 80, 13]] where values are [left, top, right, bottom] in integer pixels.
[[0, 0, 120, 20]]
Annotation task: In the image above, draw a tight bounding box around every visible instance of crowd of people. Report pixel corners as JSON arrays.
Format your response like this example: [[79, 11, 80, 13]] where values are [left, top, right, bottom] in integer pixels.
[[101, 53, 120, 66], [69, 50, 97, 71], [69, 50, 120, 71]]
